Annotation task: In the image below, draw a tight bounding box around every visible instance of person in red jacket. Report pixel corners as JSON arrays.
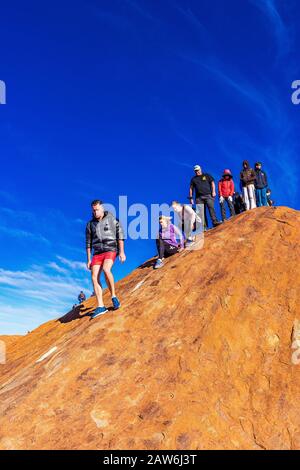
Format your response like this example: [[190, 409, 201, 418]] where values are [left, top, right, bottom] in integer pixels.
[[218, 169, 236, 221]]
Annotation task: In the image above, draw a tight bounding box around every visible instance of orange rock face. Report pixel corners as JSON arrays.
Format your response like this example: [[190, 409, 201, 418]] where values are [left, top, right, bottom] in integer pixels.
[[1, 206, 300, 450]]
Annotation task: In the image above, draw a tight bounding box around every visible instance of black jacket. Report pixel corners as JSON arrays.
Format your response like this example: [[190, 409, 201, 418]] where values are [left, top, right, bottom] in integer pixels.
[[255, 169, 268, 189], [86, 211, 124, 254]]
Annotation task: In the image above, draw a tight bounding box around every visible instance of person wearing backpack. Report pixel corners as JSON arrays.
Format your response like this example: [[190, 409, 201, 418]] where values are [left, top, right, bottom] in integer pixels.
[[254, 162, 268, 207], [86, 200, 126, 319], [218, 169, 236, 221]]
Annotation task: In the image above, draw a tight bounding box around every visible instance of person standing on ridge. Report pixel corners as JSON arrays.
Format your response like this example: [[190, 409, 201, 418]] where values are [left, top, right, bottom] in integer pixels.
[[189, 165, 221, 229], [218, 169, 236, 221], [78, 291, 86, 304], [86, 200, 126, 319], [254, 162, 268, 207], [240, 160, 257, 210]]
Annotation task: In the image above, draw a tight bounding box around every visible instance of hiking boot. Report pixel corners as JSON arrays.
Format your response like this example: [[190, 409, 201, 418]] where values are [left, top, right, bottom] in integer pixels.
[[112, 296, 121, 310], [154, 259, 164, 269], [91, 306, 108, 319]]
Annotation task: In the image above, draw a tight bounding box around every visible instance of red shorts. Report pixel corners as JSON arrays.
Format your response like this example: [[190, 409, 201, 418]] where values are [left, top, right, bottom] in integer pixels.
[[91, 252, 117, 267]]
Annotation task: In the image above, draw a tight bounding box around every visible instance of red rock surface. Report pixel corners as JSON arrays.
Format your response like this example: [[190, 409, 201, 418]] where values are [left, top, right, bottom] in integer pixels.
[[1, 206, 300, 450], [0, 336, 21, 347]]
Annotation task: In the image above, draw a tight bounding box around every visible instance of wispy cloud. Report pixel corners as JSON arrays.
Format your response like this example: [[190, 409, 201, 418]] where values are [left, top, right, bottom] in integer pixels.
[[0, 225, 50, 245], [0, 305, 62, 335], [75, 218, 85, 224], [179, 50, 299, 201], [0, 257, 92, 335], [159, 105, 199, 150], [175, 4, 207, 36], [0, 205, 87, 252], [181, 54, 275, 122], [125, 0, 154, 20], [250, 0, 292, 58], [0, 268, 86, 294], [169, 159, 194, 169], [47, 262, 68, 274], [56, 256, 86, 271], [217, 129, 299, 202]]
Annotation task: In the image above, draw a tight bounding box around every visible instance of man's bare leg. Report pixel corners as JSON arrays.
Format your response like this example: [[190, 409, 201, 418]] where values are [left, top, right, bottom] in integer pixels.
[[103, 259, 116, 298], [91, 264, 104, 307]]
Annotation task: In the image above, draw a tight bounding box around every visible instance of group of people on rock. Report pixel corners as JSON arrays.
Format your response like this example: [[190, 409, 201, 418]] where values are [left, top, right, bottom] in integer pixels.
[[153, 161, 273, 269], [189, 161, 272, 224], [82, 162, 274, 318]]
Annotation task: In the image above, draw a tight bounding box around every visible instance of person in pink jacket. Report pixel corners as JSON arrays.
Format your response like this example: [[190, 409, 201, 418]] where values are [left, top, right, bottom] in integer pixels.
[[218, 169, 236, 221]]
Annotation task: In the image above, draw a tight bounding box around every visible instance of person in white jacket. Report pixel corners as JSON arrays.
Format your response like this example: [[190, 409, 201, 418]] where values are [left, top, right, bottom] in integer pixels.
[[171, 201, 201, 245]]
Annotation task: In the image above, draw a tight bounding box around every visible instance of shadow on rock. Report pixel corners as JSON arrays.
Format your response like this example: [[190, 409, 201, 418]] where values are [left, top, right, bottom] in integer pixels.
[[58, 305, 91, 324], [138, 258, 156, 269]]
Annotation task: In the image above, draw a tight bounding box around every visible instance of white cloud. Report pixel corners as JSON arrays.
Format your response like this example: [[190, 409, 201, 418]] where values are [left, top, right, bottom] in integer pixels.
[[125, 0, 154, 20], [0, 257, 92, 335], [0, 225, 50, 244], [175, 5, 207, 35], [250, 0, 292, 58], [56, 256, 87, 271], [0, 304, 61, 335], [47, 262, 68, 274]]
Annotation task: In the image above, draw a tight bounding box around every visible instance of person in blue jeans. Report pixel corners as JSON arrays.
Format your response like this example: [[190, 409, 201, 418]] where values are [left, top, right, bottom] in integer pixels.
[[254, 162, 268, 207]]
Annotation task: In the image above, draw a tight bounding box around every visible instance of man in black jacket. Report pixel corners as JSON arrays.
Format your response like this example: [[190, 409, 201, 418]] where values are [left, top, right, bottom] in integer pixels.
[[86, 200, 126, 319], [189, 165, 221, 228]]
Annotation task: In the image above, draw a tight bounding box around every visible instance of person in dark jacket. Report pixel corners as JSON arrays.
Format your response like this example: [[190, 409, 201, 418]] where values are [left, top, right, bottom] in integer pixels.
[[189, 165, 221, 228], [240, 160, 257, 210], [254, 162, 268, 207], [86, 200, 126, 319], [78, 291, 86, 304], [218, 169, 236, 221], [233, 192, 246, 214]]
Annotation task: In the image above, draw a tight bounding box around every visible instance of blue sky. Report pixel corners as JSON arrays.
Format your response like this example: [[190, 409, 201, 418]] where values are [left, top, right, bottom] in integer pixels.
[[0, 0, 300, 334]]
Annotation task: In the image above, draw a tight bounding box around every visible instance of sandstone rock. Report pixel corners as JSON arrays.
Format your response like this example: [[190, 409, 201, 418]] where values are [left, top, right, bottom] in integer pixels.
[[0, 206, 300, 450]]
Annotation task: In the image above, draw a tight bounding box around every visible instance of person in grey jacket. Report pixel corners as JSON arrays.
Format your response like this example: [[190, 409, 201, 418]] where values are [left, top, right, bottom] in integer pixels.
[[86, 200, 126, 319]]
